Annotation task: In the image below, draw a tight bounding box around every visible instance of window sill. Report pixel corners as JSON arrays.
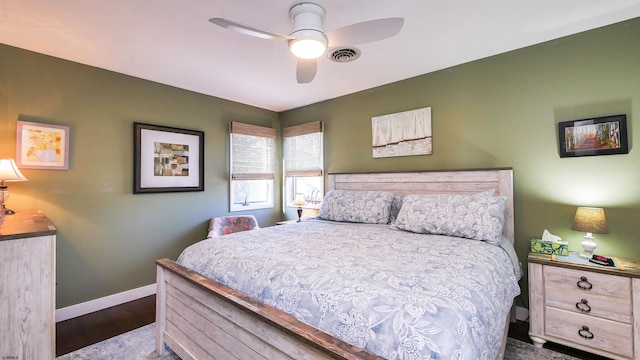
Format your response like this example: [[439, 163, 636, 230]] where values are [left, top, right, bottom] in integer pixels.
[[230, 203, 273, 212]]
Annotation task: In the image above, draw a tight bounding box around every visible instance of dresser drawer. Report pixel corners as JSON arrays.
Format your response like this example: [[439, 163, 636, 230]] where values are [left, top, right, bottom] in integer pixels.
[[545, 307, 633, 359], [544, 265, 630, 299], [545, 287, 631, 323]]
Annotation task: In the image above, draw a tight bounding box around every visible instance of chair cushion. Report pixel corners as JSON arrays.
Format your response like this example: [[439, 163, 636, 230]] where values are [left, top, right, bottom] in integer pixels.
[[208, 215, 259, 237]]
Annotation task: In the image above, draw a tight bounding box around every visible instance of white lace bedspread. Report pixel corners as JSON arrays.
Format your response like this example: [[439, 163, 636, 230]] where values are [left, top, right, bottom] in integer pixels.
[[177, 220, 520, 360]]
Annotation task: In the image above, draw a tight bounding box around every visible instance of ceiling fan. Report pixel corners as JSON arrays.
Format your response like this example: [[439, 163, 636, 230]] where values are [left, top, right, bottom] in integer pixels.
[[209, 2, 404, 84]]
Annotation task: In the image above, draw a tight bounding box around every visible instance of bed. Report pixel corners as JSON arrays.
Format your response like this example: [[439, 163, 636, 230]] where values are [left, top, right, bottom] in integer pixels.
[[155, 168, 520, 359]]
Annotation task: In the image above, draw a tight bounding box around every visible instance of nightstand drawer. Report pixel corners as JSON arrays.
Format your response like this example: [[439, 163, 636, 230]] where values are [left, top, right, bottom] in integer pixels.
[[546, 287, 631, 323], [544, 265, 630, 298], [545, 307, 633, 359]]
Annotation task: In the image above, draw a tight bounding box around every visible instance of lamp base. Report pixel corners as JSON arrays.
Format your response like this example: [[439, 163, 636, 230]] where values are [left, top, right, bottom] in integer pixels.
[[581, 235, 597, 259], [297, 207, 303, 222]]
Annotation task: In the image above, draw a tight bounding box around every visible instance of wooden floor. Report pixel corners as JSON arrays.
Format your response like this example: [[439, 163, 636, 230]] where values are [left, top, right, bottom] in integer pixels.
[[56, 295, 156, 356], [56, 295, 611, 359]]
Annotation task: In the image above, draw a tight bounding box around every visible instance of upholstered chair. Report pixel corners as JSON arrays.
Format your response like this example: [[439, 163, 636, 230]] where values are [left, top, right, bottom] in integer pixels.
[[207, 215, 260, 238]]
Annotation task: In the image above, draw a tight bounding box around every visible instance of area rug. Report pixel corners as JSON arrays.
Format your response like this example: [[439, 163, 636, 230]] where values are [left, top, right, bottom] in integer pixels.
[[57, 323, 580, 360]]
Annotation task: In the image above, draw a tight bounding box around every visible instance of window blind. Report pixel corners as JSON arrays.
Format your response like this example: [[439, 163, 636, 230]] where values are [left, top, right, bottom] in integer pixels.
[[230, 122, 276, 180], [283, 121, 323, 177]]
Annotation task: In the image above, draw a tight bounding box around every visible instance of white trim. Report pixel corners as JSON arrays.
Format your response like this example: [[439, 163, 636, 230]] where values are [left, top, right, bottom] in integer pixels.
[[56, 283, 156, 323]]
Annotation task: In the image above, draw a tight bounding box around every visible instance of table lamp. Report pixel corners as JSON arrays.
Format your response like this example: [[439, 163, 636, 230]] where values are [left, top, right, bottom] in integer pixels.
[[293, 193, 306, 222], [571, 206, 608, 258], [0, 159, 28, 215]]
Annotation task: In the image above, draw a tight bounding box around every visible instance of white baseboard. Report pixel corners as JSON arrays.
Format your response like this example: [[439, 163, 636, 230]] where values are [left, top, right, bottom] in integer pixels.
[[56, 283, 156, 323]]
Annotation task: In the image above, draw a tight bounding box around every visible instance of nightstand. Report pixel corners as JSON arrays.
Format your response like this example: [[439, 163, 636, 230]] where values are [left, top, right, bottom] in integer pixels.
[[528, 252, 640, 359]]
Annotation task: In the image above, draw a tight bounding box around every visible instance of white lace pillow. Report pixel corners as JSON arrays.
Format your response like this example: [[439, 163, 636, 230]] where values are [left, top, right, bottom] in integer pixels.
[[395, 191, 507, 245], [318, 190, 395, 224]]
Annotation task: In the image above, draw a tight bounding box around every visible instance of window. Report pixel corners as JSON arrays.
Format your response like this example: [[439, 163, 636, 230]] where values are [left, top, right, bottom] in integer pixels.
[[230, 122, 276, 211], [283, 121, 324, 208]]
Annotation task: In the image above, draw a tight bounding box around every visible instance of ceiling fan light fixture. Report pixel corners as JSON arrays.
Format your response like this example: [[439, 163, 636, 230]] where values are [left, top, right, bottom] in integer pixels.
[[289, 30, 327, 59], [210, 2, 404, 84]]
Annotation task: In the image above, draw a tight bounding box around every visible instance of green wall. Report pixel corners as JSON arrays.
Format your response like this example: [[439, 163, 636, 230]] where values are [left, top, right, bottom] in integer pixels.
[[1, 17, 638, 310], [281, 18, 640, 302], [0, 45, 281, 308]]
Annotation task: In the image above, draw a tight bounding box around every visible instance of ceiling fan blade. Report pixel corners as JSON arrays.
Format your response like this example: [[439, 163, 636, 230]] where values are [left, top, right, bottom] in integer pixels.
[[297, 58, 317, 84], [327, 17, 404, 47], [209, 18, 292, 41]]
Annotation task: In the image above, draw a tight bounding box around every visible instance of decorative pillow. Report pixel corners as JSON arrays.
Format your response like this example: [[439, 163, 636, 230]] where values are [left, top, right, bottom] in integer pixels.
[[318, 190, 395, 224], [390, 190, 493, 224], [394, 192, 507, 245]]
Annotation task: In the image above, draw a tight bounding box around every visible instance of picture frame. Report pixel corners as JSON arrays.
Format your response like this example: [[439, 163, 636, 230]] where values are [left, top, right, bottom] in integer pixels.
[[372, 107, 433, 158], [558, 114, 629, 158], [134, 122, 204, 194], [16, 120, 70, 170]]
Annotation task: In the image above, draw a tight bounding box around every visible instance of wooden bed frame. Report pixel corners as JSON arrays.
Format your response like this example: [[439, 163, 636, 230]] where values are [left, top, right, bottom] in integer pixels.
[[156, 168, 515, 359]]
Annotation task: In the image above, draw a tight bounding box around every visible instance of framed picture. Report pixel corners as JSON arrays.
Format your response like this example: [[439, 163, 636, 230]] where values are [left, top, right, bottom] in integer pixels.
[[558, 114, 629, 158], [16, 120, 70, 170], [372, 107, 432, 158], [134, 122, 204, 194]]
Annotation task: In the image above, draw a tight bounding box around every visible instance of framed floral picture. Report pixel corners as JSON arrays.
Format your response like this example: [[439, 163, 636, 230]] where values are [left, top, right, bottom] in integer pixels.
[[16, 121, 70, 170]]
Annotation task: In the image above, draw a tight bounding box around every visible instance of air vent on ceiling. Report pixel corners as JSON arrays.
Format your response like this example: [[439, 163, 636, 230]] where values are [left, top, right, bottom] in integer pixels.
[[328, 47, 361, 62]]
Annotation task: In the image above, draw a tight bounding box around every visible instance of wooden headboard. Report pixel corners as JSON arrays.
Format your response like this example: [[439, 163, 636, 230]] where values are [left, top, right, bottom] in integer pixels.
[[327, 168, 515, 244]]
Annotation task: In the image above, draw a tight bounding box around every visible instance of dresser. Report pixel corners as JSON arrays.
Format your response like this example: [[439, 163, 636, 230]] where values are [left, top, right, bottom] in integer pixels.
[[0, 210, 57, 359], [528, 252, 640, 359]]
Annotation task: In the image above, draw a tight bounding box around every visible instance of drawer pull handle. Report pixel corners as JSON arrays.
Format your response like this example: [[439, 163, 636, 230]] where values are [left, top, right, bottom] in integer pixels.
[[577, 276, 593, 290], [575, 299, 591, 312], [578, 326, 594, 339]]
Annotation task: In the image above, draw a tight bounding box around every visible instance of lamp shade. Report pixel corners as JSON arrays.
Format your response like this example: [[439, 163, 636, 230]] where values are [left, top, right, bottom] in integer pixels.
[[293, 193, 306, 206], [0, 159, 28, 183], [571, 207, 608, 234]]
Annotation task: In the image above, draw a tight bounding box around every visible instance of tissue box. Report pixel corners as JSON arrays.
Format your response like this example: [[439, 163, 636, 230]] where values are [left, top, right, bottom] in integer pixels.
[[530, 239, 569, 255]]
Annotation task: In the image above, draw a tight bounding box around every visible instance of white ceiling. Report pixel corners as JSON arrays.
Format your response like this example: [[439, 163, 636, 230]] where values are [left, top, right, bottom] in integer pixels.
[[2, 1, 640, 112]]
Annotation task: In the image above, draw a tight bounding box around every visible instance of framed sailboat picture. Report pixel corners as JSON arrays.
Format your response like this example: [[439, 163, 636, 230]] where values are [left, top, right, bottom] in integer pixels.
[[372, 107, 432, 158]]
